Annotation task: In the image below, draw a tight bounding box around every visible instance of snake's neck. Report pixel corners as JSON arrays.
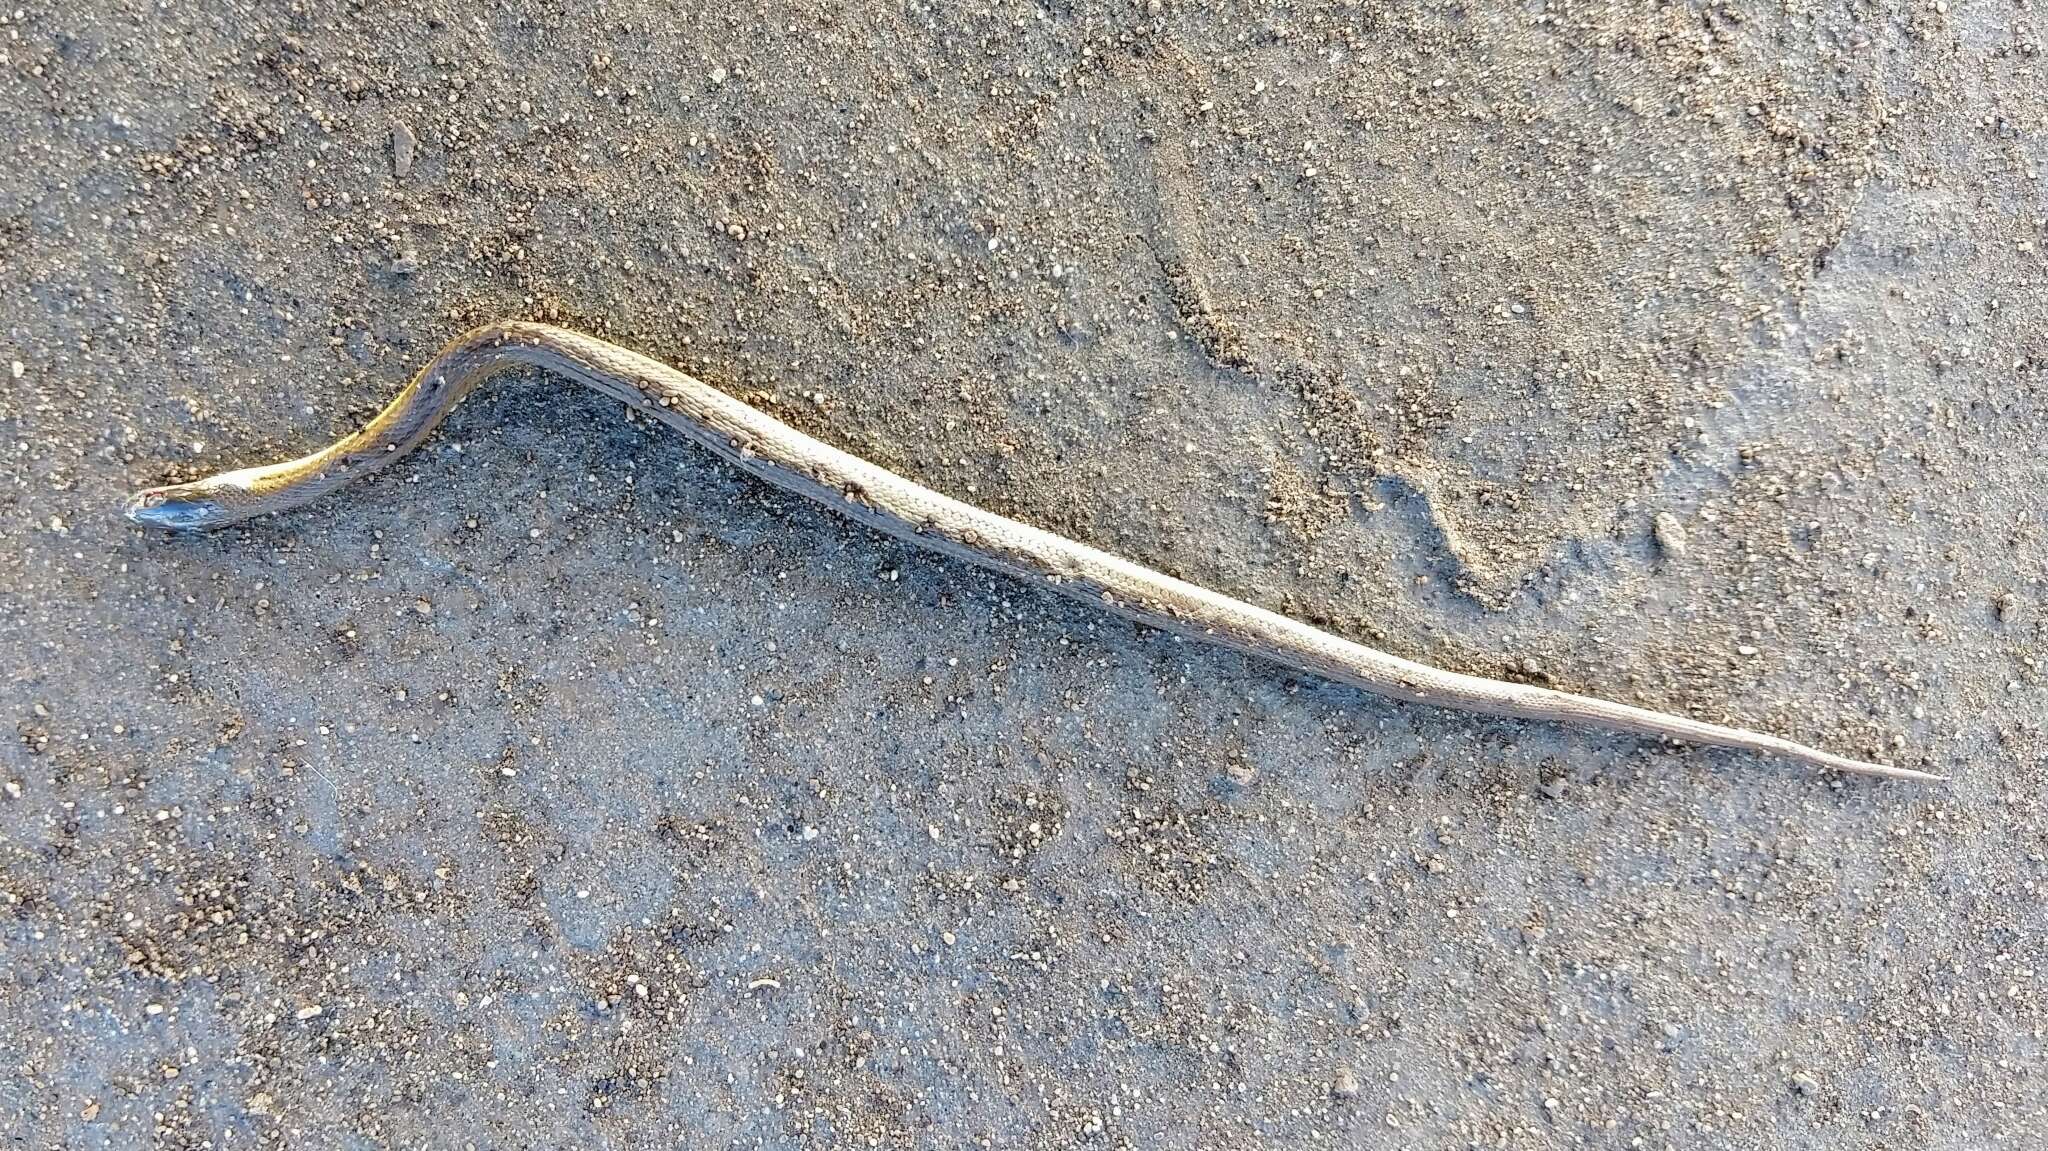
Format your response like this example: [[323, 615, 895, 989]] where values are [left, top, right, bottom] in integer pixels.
[[192, 323, 662, 522], [211, 334, 524, 514]]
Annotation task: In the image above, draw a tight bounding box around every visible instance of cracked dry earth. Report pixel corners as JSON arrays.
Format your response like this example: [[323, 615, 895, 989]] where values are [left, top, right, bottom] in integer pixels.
[[2, 2, 2045, 1149]]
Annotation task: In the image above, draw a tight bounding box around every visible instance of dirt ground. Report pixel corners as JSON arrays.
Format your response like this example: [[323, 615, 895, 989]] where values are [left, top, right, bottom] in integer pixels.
[[2, 1, 2044, 1147]]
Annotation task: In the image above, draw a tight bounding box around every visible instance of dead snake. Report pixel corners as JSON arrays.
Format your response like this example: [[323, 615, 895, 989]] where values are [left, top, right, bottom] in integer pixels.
[[126, 321, 1939, 782]]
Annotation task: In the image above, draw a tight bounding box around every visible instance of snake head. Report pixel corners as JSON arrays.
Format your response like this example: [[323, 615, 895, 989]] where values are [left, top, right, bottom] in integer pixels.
[[125, 484, 235, 531]]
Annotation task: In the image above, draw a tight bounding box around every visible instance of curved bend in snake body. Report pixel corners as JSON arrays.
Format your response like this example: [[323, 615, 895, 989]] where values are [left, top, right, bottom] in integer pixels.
[[126, 321, 1939, 782]]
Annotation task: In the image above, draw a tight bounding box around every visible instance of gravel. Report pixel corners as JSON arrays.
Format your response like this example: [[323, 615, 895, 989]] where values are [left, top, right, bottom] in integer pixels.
[[1, 2, 2042, 1148]]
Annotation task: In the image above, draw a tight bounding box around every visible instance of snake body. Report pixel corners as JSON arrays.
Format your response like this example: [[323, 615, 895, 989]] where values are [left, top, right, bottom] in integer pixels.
[[126, 321, 1938, 782]]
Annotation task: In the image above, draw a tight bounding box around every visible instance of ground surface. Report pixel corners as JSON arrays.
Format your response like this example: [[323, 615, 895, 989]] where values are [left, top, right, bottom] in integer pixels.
[[2, 1, 2044, 1147]]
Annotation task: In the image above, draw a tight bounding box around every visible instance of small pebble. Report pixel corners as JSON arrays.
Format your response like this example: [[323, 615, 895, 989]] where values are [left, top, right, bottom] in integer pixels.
[[1652, 512, 1688, 558], [1331, 1066, 1360, 1098], [1225, 760, 1257, 787], [391, 121, 417, 177], [1792, 1072, 1819, 1096], [294, 1005, 324, 1020]]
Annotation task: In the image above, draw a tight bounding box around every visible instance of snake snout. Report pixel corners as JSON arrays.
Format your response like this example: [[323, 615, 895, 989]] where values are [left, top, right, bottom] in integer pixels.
[[124, 488, 168, 521], [125, 485, 231, 531]]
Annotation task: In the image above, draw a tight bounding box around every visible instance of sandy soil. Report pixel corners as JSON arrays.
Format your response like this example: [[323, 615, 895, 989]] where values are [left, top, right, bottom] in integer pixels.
[[2, 1, 2043, 1147]]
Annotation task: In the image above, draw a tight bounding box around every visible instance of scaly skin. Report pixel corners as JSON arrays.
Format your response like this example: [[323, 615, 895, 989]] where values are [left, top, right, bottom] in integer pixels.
[[126, 321, 1944, 783]]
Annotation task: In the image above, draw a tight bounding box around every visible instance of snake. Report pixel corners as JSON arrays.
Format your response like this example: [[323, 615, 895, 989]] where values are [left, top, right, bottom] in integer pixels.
[[125, 321, 1939, 783]]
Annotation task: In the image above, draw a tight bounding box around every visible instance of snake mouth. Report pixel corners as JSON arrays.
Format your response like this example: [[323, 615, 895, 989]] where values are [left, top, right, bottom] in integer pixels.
[[124, 489, 168, 522]]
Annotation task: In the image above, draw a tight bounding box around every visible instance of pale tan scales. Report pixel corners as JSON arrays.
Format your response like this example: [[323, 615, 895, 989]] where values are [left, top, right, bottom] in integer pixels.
[[126, 322, 1941, 783]]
